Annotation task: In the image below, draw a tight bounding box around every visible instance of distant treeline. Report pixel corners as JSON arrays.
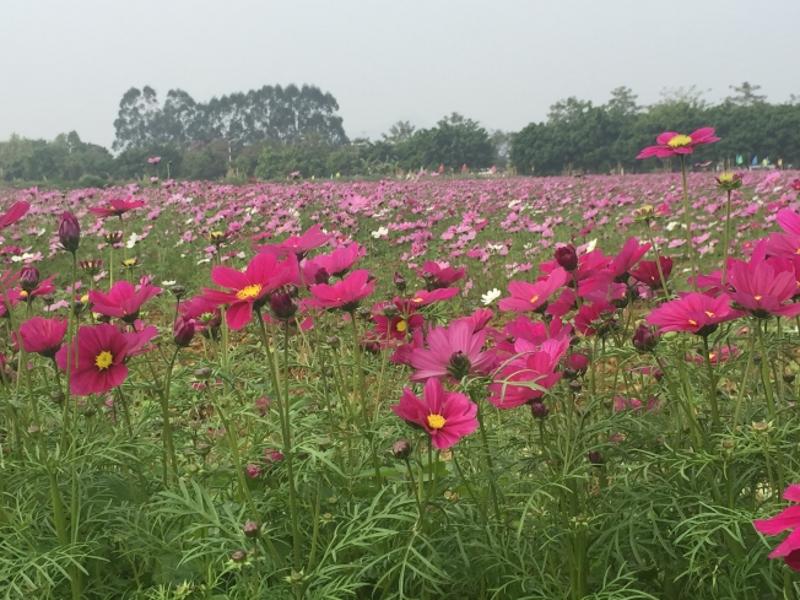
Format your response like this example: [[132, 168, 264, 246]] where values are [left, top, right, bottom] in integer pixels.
[[1, 82, 797, 185]]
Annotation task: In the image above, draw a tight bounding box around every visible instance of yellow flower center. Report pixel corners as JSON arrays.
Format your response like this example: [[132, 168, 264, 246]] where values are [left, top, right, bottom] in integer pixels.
[[395, 319, 408, 333], [95, 350, 113, 370], [122, 258, 137, 267], [704, 310, 715, 317], [688, 319, 698, 327], [412, 296, 424, 304], [236, 283, 263, 301], [19, 290, 28, 299], [529, 294, 540, 304], [718, 172, 734, 183], [80, 293, 90, 304], [667, 134, 692, 148], [427, 413, 446, 430], [754, 295, 763, 301]]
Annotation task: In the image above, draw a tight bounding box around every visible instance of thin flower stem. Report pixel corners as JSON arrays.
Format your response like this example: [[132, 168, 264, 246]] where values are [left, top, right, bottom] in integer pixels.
[[349, 313, 382, 486], [701, 335, 721, 429], [160, 347, 181, 486], [721, 189, 733, 283], [403, 455, 425, 526], [255, 312, 302, 577], [476, 404, 502, 522], [679, 155, 699, 291]]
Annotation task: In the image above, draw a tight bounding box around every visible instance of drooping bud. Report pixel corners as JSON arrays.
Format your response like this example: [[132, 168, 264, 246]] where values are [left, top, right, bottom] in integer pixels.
[[587, 451, 604, 466], [173, 316, 196, 347], [391, 439, 412, 459], [269, 290, 297, 320], [58, 212, 81, 253], [531, 399, 549, 419], [632, 323, 659, 352], [554, 244, 578, 272], [242, 520, 260, 538]]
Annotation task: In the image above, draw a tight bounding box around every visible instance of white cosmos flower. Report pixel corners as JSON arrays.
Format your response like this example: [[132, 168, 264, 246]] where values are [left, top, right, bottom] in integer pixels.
[[481, 288, 502, 305], [161, 280, 177, 286], [371, 226, 389, 239], [584, 238, 598, 253]]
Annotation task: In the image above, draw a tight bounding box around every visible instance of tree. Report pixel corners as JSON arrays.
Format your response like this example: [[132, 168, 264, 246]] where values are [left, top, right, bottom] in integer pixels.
[[726, 81, 767, 106]]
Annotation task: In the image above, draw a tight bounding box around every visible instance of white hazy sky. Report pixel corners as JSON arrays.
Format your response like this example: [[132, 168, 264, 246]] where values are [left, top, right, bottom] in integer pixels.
[[2, 0, 798, 148]]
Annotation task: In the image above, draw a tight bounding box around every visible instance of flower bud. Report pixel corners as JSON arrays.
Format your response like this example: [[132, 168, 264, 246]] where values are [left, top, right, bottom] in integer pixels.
[[632, 323, 659, 352], [58, 212, 81, 253], [242, 520, 260, 538], [245, 463, 262, 479], [269, 290, 297, 320], [313, 267, 330, 284], [393, 271, 406, 291], [564, 352, 589, 379], [230, 549, 247, 563], [531, 399, 549, 419], [587, 451, 604, 466], [391, 439, 412, 459], [554, 244, 578, 272], [173, 316, 196, 347], [19, 266, 40, 293]]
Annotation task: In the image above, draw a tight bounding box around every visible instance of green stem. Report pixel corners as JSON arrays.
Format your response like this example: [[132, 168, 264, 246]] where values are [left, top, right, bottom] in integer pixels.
[[255, 312, 301, 577], [160, 347, 180, 485], [721, 189, 733, 283], [476, 404, 502, 522], [679, 155, 699, 291], [349, 313, 382, 486], [701, 335, 721, 429]]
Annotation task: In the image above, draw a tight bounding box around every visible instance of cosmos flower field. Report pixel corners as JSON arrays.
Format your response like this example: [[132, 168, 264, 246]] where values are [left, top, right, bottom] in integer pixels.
[[3, 152, 800, 598]]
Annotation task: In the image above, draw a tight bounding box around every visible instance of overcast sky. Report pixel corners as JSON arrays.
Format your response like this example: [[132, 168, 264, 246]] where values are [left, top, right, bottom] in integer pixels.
[[2, 0, 798, 148]]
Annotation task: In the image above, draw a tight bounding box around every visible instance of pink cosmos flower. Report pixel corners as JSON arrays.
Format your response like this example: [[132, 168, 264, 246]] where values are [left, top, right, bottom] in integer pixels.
[[19, 317, 68, 358], [309, 269, 374, 311], [89, 280, 162, 323], [489, 338, 567, 409], [89, 197, 146, 218], [728, 254, 800, 318], [499, 267, 568, 313], [646, 292, 741, 335], [631, 257, 673, 290], [0, 201, 30, 230], [391, 377, 478, 450], [421, 261, 466, 290], [406, 287, 460, 307], [301, 242, 364, 283], [754, 484, 800, 572], [204, 253, 299, 330], [636, 128, 720, 159], [409, 319, 494, 381], [55, 323, 133, 396], [610, 238, 651, 280], [258, 224, 330, 259]]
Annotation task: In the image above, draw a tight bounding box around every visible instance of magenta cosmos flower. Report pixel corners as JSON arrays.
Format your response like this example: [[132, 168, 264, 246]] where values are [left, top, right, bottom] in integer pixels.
[[0, 201, 29, 230], [258, 224, 330, 259], [489, 338, 568, 409], [421, 260, 466, 290], [89, 197, 146, 218], [754, 484, 800, 572], [636, 127, 720, 159], [309, 269, 374, 311], [728, 255, 800, 318], [203, 253, 300, 330], [19, 317, 68, 358], [391, 377, 478, 450], [499, 267, 568, 313], [55, 323, 135, 396], [646, 292, 740, 336], [89, 280, 162, 323], [409, 319, 494, 382]]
